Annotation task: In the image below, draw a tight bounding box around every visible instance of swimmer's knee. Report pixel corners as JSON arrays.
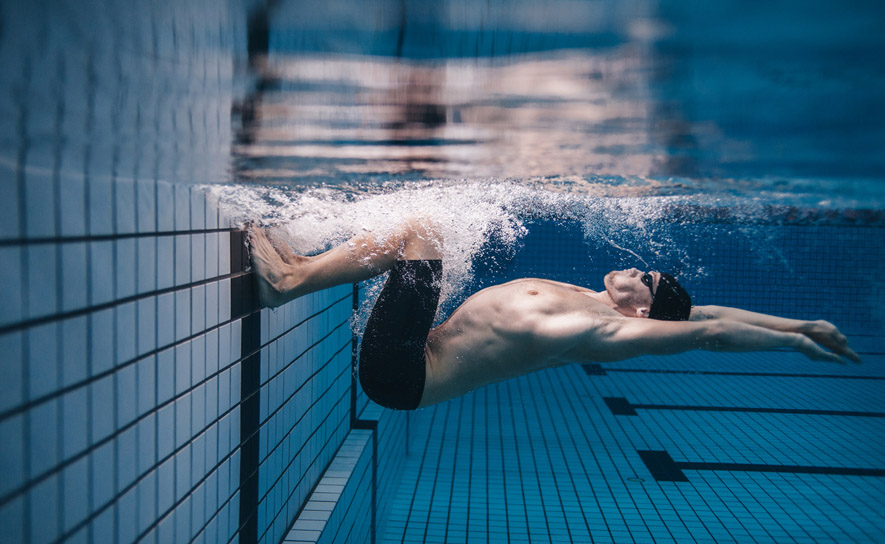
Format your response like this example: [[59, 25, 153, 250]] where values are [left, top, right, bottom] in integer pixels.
[[403, 216, 441, 242]]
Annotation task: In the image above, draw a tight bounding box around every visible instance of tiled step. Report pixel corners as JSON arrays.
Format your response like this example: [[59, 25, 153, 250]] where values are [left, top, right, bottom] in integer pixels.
[[282, 429, 373, 544]]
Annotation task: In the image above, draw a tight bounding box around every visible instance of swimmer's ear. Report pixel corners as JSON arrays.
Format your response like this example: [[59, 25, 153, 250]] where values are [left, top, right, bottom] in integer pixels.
[[635, 306, 651, 318]]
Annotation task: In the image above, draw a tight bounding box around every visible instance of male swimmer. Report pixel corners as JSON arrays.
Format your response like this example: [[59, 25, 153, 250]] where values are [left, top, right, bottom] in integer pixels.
[[249, 218, 860, 410]]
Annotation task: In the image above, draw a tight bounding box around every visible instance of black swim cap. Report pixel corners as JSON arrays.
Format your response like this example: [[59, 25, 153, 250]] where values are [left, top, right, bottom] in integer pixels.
[[648, 273, 691, 321]]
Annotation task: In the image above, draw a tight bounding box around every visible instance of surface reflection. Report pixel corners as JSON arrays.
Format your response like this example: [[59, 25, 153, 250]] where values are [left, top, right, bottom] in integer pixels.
[[233, 51, 666, 185], [231, 0, 885, 203]]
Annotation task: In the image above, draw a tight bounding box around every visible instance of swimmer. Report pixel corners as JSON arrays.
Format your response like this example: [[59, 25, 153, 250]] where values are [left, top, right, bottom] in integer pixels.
[[249, 218, 861, 410]]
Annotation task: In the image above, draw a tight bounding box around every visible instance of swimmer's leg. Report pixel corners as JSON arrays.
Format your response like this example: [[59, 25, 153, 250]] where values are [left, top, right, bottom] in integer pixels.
[[250, 217, 442, 308]]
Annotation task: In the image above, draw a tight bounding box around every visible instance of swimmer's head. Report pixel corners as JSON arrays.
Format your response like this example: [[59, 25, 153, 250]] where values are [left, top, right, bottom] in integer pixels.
[[604, 268, 691, 320], [649, 273, 692, 321]]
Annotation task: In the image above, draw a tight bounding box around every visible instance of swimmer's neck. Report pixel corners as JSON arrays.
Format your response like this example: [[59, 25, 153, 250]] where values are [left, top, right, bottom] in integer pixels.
[[583, 289, 621, 312]]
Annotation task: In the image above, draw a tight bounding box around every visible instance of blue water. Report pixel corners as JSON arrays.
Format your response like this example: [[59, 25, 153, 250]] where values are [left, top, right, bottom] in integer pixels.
[[2, 0, 884, 542], [231, 2, 885, 542], [230, 0, 885, 210]]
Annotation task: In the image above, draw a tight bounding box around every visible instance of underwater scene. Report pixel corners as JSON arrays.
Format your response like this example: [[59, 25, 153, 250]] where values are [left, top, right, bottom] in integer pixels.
[[1, 0, 883, 543]]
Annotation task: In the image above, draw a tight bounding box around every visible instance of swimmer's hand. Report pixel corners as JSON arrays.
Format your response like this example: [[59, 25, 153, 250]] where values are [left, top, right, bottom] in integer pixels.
[[800, 320, 861, 363]]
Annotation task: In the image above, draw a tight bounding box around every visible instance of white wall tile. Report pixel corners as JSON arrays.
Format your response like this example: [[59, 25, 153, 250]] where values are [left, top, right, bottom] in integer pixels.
[[24, 170, 56, 238], [90, 308, 114, 375], [175, 394, 192, 451], [137, 179, 157, 233], [173, 486, 191, 542], [205, 233, 219, 278], [205, 329, 219, 376], [218, 324, 230, 368], [116, 238, 136, 300], [191, 285, 206, 336], [0, 332, 23, 413], [28, 473, 60, 543], [0, 415, 24, 497], [175, 184, 190, 231], [191, 335, 206, 385], [157, 180, 175, 232], [138, 297, 157, 355], [157, 236, 174, 290], [191, 187, 205, 230], [116, 178, 136, 234], [218, 232, 230, 275], [0, 247, 23, 326], [175, 234, 191, 286], [205, 378, 218, 430], [116, 302, 136, 365], [28, 397, 59, 477], [176, 289, 192, 341], [137, 415, 157, 477], [59, 173, 86, 237], [90, 442, 116, 512], [116, 363, 137, 429], [175, 340, 192, 396], [115, 486, 138, 544], [116, 427, 138, 493], [60, 375, 89, 460], [0, 172, 20, 239], [137, 355, 157, 418], [62, 457, 89, 533], [90, 240, 115, 305], [157, 292, 175, 348], [137, 237, 157, 294], [205, 191, 219, 230], [26, 244, 58, 319], [90, 374, 115, 443], [191, 233, 205, 282], [219, 278, 231, 323], [61, 242, 88, 312], [192, 385, 206, 437], [205, 281, 218, 330], [88, 178, 114, 236], [157, 456, 175, 515], [230, 319, 241, 360], [157, 347, 175, 405], [27, 322, 58, 400]]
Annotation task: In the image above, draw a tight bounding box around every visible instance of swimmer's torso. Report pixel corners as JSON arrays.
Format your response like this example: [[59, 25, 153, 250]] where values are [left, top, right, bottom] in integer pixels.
[[419, 278, 625, 407]]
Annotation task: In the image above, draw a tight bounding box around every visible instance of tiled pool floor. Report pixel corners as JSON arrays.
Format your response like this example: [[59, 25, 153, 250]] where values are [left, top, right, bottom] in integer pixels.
[[380, 346, 885, 543]]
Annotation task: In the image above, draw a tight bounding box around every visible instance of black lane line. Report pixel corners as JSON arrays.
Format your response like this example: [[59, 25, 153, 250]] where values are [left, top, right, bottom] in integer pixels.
[[638, 450, 885, 482], [584, 363, 885, 381], [231, 230, 261, 544], [602, 397, 885, 418]]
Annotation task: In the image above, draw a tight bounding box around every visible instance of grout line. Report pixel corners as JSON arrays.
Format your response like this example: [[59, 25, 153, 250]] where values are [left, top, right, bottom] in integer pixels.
[[0, 227, 237, 247]]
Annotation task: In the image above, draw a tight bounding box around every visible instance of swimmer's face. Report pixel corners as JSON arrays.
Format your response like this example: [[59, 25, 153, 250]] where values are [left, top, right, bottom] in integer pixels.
[[604, 268, 660, 318]]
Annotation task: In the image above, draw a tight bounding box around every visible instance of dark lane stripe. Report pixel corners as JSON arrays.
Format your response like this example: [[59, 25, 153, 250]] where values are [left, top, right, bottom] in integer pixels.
[[231, 230, 261, 544], [638, 450, 885, 482], [584, 363, 885, 381], [603, 397, 885, 418]]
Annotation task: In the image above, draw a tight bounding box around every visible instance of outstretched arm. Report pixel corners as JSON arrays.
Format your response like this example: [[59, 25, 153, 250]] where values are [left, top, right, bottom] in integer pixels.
[[690, 305, 859, 362], [609, 318, 860, 364]]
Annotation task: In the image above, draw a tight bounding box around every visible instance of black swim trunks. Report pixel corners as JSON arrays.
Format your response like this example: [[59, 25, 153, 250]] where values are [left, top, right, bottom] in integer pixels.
[[358, 259, 443, 410]]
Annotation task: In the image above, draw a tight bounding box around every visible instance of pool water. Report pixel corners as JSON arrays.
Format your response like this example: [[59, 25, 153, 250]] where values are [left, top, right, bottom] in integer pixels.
[[2, 0, 884, 543], [223, 1, 885, 542]]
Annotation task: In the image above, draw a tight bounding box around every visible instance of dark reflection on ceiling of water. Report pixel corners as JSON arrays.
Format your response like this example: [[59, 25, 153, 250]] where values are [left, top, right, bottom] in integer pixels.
[[233, 0, 885, 206]]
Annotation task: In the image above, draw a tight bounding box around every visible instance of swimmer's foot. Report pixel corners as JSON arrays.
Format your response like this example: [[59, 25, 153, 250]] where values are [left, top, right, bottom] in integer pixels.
[[248, 226, 301, 308], [267, 229, 311, 267]]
